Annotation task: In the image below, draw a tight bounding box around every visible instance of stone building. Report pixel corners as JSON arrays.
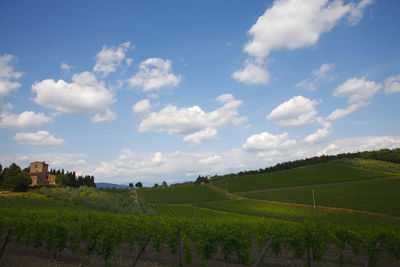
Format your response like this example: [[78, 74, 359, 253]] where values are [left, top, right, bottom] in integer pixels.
[[29, 161, 56, 186]]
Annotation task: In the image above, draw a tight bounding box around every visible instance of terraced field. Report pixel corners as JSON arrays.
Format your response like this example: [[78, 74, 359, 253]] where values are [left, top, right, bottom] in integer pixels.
[[212, 161, 391, 193]]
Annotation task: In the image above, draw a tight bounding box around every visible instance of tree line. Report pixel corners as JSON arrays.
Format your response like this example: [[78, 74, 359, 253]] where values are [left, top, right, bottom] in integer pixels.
[[49, 169, 96, 188]]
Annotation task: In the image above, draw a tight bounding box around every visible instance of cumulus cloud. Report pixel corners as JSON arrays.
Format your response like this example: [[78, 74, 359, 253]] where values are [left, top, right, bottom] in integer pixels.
[[137, 94, 246, 145], [93, 42, 132, 77], [297, 63, 334, 91], [243, 132, 296, 150], [384, 74, 400, 94], [0, 54, 23, 98], [267, 96, 318, 127], [0, 111, 57, 130], [234, 0, 372, 84], [132, 99, 152, 114], [32, 71, 116, 122], [304, 118, 332, 143], [183, 128, 218, 145], [232, 60, 269, 85], [328, 77, 381, 120], [127, 58, 181, 91], [244, 0, 372, 59], [13, 131, 65, 146], [91, 108, 116, 123]]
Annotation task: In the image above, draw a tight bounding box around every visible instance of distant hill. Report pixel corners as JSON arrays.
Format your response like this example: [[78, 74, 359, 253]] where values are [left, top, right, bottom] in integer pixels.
[[95, 182, 128, 188]]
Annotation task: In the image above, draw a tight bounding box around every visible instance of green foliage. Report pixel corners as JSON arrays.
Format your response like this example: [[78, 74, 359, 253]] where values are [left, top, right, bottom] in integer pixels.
[[213, 161, 389, 193], [240, 177, 400, 216], [34, 186, 141, 214], [1, 194, 399, 266], [334, 158, 400, 174], [137, 184, 229, 204], [1, 163, 31, 192], [13, 172, 32, 192]]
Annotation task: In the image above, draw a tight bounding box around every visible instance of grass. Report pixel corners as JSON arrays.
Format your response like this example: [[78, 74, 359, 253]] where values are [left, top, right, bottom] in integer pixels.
[[212, 161, 391, 193], [240, 177, 400, 217], [137, 184, 229, 204], [333, 158, 400, 173]]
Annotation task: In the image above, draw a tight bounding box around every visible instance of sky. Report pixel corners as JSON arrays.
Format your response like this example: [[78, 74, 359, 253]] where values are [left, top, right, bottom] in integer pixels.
[[0, 0, 399, 185]]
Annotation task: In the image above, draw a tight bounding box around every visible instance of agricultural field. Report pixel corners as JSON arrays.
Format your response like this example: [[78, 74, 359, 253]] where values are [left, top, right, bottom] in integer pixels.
[[240, 177, 400, 217], [212, 160, 391, 193], [2, 193, 400, 266], [137, 184, 229, 204]]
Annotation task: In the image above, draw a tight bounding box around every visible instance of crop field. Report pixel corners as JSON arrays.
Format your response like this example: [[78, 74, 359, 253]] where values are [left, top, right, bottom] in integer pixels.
[[212, 161, 389, 193], [137, 184, 229, 203], [240, 176, 400, 217]]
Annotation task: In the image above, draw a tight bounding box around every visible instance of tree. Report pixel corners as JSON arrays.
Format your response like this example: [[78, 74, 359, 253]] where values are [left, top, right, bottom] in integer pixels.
[[13, 172, 31, 192], [129, 182, 134, 189], [2, 163, 22, 190], [135, 182, 143, 188], [162, 181, 168, 187], [0, 163, 3, 188], [2, 163, 31, 192], [55, 173, 70, 186], [153, 183, 159, 188]]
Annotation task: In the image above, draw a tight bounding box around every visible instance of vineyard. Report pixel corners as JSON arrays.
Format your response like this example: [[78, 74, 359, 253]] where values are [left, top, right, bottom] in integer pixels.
[[1, 158, 400, 266], [1, 194, 400, 266], [212, 160, 391, 193]]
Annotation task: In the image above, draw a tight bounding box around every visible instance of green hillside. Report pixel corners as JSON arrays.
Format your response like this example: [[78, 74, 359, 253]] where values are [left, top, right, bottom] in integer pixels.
[[240, 176, 400, 216], [212, 160, 392, 193], [137, 184, 229, 204]]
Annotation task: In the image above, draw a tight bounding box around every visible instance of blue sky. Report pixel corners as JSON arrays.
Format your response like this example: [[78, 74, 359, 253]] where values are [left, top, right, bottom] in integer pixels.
[[1, 0, 399, 185]]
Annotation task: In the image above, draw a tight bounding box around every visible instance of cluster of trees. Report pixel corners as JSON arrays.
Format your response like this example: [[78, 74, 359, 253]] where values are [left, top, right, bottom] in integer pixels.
[[128, 182, 143, 189], [53, 171, 96, 188], [0, 163, 31, 192], [213, 148, 400, 180]]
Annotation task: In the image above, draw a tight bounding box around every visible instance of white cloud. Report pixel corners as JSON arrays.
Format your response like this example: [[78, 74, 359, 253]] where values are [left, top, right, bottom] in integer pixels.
[[244, 0, 372, 59], [183, 128, 217, 145], [232, 60, 270, 85], [312, 63, 334, 80], [0, 54, 23, 79], [0, 54, 23, 98], [332, 77, 381, 104], [267, 96, 318, 127], [304, 118, 332, 143], [60, 63, 73, 72], [132, 99, 152, 114], [32, 71, 116, 122], [137, 94, 246, 145], [243, 132, 296, 150], [234, 0, 372, 85], [198, 155, 222, 164], [327, 102, 367, 120], [297, 63, 334, 91], [384, 74, 400, 94], [0, 111, 57, 130], [13, 131, 65, 146], [328, 77, 381, 120], [127, 58, 181, 91], [91, 108, 116, 123], [93, 42, 132, 77]]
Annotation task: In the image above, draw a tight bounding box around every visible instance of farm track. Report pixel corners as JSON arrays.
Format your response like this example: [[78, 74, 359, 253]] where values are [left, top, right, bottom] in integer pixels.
[[206, 182, 400, 222]]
